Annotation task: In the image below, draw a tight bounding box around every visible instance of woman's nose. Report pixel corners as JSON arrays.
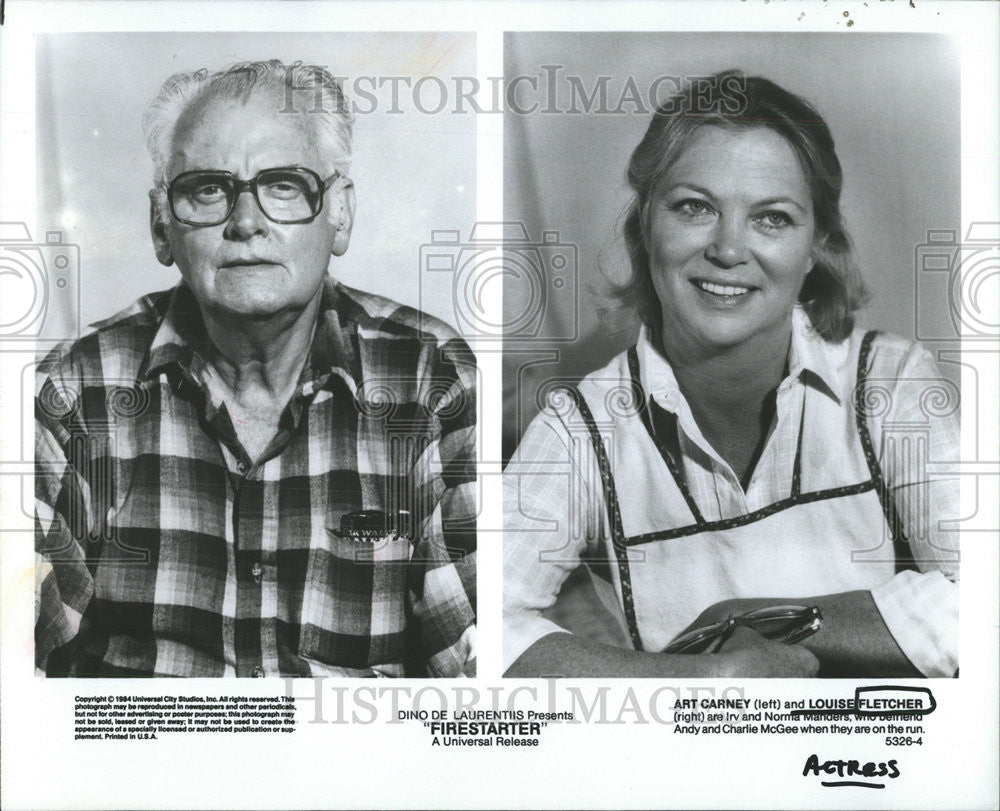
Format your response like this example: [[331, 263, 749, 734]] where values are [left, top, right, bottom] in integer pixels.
[[224, 188, 270, 240], [705, 217, 749, 267]]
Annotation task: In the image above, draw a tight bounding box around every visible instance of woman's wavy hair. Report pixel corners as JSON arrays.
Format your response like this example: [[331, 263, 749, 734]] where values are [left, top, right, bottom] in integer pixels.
[[601, 70, 867, 342]]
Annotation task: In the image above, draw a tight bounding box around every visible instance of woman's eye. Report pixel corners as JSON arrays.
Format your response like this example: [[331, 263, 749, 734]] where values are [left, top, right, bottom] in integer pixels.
[[756, 211, 793, 230], [673, 199, 712, 218]]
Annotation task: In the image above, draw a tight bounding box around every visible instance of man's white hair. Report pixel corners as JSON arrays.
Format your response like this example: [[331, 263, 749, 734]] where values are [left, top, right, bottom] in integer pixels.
[[143, 60, 354, 223]]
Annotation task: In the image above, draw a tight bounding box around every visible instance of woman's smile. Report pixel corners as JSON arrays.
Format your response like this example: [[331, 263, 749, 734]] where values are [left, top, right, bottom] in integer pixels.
[[691, 278, 758, 304], [646, 125, 817, 357]]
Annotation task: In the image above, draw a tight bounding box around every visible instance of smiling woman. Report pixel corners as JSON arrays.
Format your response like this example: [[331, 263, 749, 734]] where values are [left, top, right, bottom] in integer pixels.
[[502, 70, 959, 679], [649, 128, 815, 353], [644, 126, 819, 484]]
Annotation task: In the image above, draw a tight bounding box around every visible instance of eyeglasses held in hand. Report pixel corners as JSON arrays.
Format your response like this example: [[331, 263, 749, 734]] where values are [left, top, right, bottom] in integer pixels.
[[662, 604, 823, 654], [167, 167, 341, 226]]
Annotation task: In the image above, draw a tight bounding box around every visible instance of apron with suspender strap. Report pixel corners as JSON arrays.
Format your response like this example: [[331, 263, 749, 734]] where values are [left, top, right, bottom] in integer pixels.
[[563, 330, 911, 653]]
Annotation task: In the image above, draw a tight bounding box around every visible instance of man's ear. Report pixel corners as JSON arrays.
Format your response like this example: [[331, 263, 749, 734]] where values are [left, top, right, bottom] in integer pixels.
[[149, 190, 174, 267], [330, 178, 356, 257]]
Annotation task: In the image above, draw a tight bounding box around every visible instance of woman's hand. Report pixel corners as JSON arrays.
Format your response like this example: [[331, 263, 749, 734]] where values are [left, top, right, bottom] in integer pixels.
[[713, 626, 819, 678], [679, 592, 923, 677]]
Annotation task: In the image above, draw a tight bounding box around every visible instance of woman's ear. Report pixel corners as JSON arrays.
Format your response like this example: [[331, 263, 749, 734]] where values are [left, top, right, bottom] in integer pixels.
[[149, 190, 174, 267], [330, 178, 356, 257], [808, 230, 830, 271]]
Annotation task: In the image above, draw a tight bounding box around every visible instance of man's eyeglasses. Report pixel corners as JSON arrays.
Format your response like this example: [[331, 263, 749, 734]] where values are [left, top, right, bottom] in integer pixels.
[[662, 605, 823, 654], [167, 167, 341, 226]]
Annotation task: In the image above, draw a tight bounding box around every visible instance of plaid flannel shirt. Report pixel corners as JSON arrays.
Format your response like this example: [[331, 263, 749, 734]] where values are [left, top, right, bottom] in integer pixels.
[[35, 277, 477, 677]]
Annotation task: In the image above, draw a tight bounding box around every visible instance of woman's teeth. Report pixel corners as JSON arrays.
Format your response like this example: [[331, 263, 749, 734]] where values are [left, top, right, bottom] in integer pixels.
[[696, 280, 751, 296]]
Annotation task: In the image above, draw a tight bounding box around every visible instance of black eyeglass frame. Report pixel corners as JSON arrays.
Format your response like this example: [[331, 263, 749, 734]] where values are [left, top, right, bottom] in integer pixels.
[[662, 604, 823, 654], [166, 166, 341, 226]]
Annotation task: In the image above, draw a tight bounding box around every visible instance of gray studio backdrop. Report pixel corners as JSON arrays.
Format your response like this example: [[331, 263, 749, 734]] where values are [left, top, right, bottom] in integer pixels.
[[502, 32, 961, 460], [35, 31, 476, 338]]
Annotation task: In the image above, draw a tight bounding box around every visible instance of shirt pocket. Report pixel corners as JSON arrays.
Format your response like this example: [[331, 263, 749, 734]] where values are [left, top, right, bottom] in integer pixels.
[[297, 512, 412, 670]]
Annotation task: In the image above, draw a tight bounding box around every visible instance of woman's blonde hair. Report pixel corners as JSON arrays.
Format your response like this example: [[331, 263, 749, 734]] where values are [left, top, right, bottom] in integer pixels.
[[601, 69, 867, 342]]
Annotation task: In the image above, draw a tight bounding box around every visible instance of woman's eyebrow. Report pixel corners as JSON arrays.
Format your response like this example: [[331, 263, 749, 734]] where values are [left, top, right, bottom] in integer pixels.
[[662, 184, 809, 214], [662, 182, 715, 198], [752, 196, 808, 213]]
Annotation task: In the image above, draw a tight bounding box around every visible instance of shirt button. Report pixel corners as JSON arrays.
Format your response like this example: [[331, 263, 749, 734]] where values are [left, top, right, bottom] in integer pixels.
[[252, 666, 264, 678], [237, 460, 249, 474], [251, 562, 263, 583]]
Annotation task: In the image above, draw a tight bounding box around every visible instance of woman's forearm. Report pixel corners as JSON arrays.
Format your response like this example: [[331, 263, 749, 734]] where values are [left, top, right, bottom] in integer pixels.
[[504, 627, 820, 678], [506, 632, 723, 678], [682, 591, 923, 678], [799, 590, 922, 677]]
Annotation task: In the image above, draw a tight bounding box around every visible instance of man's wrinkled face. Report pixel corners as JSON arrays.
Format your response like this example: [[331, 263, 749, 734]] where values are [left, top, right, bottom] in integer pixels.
[[152, 88, 353, 322]]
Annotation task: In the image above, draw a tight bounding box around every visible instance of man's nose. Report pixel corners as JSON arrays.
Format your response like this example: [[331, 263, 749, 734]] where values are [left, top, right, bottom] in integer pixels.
[[223, 188, 270, 239], [704, 216, 749, 267]]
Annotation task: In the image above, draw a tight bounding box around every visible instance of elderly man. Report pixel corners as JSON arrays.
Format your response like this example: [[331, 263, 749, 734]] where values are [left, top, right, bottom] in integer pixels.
[[34, 61, 476, 677]]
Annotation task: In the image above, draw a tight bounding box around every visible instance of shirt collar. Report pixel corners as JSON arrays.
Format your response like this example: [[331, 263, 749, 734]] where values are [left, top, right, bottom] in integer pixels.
[[635, 325, 684, 413], [635, 306, 844, 411], [308, 277, 364, 397], [138, 276, 362, 396], [786, 306, 844, 404], [138, 282, 208, 382]]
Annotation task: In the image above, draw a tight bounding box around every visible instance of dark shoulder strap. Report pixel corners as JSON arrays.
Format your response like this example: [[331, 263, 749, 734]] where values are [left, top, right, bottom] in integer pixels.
[[627, 346, 705, 524], [855, 331, 908, 546], [564, 386, 644, 651]]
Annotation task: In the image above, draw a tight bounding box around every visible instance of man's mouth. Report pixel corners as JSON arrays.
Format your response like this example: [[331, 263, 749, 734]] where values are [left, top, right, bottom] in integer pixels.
[[219, 259, 278, 269], [692, 279, 753, 298]]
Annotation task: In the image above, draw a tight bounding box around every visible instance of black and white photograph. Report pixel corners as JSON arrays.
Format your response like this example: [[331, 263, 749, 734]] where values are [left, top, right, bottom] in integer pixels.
[[0, 3, 996, 810], [28, 32, 478, 678], [502, 32, 964, 678]]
